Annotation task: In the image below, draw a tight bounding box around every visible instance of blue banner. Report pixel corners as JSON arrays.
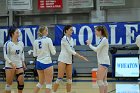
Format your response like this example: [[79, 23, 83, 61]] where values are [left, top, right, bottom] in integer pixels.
[[0, 22, 140, 46], [54, 22, 140, 45]]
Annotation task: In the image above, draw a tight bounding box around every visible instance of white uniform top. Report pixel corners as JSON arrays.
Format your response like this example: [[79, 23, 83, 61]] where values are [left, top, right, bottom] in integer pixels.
[[33, 36, 56, 64], [58, 36, 76, 64], [89, 37, 110, 65], [3, 40, 24, 68]]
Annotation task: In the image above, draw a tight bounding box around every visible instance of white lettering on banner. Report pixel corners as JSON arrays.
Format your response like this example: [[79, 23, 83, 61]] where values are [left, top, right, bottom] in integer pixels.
[[79, 26, 93, 45], [110, 25, 117, 45], [18, 29, 23, 42], [0, 29, 8, 47], [24, 28, 36, 46], [0, 23, 140, 46], [72, 27, 76, 45], [109, 25, 123, 44], [125, 25, 138, 44]]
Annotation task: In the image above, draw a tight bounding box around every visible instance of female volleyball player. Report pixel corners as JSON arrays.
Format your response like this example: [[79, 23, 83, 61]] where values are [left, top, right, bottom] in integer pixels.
[[86, 26, 110, 93], [53, 25, 88, 93], [33, 26, 56, 93], [3, 27, 26, 93]]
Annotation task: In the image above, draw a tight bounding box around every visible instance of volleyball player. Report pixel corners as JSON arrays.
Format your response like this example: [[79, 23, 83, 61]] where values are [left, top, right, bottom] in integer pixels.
[[3, 27, 26, 93], [53, 25, 88, 93], [86, 26, 110, 93], [33, 26, 56, 93]]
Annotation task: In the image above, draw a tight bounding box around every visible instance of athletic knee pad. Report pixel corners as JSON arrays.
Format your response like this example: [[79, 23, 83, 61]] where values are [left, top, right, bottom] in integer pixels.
[[55, 78, 63, 84], [16, 72, 24, 90], [36, 83, 43, 88], [97, 80, 104, 87], [104, 81, 108, 86], [16, 72, 24, 79], [5, 84, 11, 91], [46, 84, 52, 89], [66, 79, 72, 84], [18, 84, 24, 90]]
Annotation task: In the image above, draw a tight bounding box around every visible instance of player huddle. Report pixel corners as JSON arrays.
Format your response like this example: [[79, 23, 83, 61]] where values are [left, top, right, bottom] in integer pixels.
[[4, 25, 119, 93]]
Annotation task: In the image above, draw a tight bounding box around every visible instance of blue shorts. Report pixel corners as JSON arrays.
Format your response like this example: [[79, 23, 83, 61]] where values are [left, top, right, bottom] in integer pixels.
[[35, 61, 53, 70], [100, 64, 110, 68]]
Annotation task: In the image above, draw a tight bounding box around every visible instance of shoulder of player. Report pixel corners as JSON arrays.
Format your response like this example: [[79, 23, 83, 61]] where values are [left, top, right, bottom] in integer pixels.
[[17, 40, 24, 47], [102, 37, 108, 41], [61, 36, 66, 42], [4, 40, 12, 46], [33, 39, 38, 44], [45, 37, 53, 43], [101, 37, 108, 44], [18, 40, 24, 43]]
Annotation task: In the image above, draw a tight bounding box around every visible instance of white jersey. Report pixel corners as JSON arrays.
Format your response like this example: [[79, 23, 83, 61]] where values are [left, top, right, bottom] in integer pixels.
[[58, 36, 76, 64], [3, 40, 24, 68], [33, 36, 56, 64], [89, 37, 110, 65]]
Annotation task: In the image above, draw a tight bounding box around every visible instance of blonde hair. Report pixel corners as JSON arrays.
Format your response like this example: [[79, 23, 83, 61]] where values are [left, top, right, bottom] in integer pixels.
[[38, 26, 48, 37], [95, 26, 108, 38]]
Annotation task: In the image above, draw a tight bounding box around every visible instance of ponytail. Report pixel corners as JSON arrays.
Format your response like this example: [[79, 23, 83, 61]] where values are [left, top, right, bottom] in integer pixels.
[[4, 31, 10, 44]]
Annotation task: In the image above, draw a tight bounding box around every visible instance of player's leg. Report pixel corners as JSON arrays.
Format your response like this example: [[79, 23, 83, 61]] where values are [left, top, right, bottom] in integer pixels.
[[5, 69, 15, 93], [16, 68, 24, 93], [66, 64, 72, 93], [44, 66, 53, 93], [34, 70, 45, 93], [97, 65, 107, 93], [103, 69, 108, 93], [53, 62, 66, 92]]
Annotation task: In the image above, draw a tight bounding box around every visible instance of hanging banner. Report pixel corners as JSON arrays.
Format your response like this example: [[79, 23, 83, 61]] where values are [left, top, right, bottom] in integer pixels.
[[0, 22, 140, 47], [68, 0, 94, 8], [54, 22, 140, 45], [7, 0, 32, 11], [38, 0, 63, 9], [99, 0, 125, 6]]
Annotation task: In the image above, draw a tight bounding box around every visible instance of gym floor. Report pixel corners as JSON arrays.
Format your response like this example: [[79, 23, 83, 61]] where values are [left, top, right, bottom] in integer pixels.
[[0, 77, 139, 93]]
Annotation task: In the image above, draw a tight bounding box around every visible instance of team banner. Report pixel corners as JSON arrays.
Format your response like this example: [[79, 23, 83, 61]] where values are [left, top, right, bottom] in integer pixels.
[[54, 22, 140, 45], [0, 22, 140, 47]]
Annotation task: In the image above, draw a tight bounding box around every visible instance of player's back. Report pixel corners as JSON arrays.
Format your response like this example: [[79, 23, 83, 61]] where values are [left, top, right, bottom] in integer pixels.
[[33, 36, 56, 63]]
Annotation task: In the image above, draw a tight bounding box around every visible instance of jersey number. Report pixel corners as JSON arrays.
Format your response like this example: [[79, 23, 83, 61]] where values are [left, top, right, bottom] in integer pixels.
[[38, 41, 42, 49], [16, 50, 20, 54]]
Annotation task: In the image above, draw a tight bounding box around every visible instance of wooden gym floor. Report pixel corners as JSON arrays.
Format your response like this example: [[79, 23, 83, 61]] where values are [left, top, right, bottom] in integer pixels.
[[0, 77, 140, 93]]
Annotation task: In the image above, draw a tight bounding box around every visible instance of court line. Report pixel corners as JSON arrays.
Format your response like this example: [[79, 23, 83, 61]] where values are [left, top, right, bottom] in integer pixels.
[[108, 89, 116, 93]]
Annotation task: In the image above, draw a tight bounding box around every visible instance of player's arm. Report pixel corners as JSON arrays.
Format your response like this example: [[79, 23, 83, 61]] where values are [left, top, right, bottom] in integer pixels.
[[3, 42, 17, 69], [48, 38, 56, 55], [3, 42, 12, 63], [21, 42, 26, 69], [33, 41, 37, 57], [86, 38, 107, 52], [62, 39, 88, 61], [62, 38, 76, 55]]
